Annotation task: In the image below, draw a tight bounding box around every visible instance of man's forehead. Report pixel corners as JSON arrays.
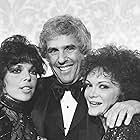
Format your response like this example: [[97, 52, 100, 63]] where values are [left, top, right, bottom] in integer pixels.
[[47, 35, 78, 49]]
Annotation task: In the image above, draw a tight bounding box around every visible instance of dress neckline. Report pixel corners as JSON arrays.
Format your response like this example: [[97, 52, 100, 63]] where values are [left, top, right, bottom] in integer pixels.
[[0, 93, 31, 114]]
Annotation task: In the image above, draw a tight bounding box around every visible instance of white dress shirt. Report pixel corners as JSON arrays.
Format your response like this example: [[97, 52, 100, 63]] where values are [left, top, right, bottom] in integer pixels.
[[60, 90, 78, 136]]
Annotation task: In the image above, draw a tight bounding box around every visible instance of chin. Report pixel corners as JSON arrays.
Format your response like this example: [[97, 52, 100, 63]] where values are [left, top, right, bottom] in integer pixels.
[[58, 77, 74, 84], [88, 110, 97, 116], [19, 96, 32, 102], [88, 108, 104, 117]]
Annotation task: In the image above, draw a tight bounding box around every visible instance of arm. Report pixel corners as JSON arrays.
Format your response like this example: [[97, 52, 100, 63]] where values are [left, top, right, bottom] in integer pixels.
[[104, 100, 140, 128]]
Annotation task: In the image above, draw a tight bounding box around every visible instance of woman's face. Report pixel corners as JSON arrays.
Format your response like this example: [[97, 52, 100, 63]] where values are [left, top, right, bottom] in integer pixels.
[[84, 67, 121, 116], [3, 63, 38, 101]]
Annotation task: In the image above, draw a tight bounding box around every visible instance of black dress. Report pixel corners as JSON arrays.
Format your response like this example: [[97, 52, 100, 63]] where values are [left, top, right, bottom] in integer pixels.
[[0, 93, 37, 140], [102, 114, 140, 140]]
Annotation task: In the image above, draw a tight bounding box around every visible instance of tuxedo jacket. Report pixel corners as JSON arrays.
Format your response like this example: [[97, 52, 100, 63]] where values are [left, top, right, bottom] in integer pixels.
[[31, 75, 104, 140]]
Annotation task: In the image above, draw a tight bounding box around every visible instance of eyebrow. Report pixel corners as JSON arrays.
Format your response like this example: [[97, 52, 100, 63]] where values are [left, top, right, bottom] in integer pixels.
[[65, 44, 76, 48], [98, 81, 111, 84], [47, 47, 58, 52], [47, 44, 77, 51]]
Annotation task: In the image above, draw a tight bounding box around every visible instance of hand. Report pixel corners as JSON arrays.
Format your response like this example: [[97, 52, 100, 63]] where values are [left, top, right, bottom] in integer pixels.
[[104, 100, 140, 128]]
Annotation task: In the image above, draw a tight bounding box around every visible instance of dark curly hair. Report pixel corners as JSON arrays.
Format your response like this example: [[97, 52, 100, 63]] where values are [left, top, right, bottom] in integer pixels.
[[81, 45, 140, 101], [0, 35, 45, 92], [39, 14, 91, 58]]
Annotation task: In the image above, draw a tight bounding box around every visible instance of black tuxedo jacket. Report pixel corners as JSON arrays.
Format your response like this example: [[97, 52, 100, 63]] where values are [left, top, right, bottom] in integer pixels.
[[31, 75, 104, 140]]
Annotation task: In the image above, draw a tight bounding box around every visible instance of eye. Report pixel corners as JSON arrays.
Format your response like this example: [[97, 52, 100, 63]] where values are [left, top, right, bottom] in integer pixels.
[[9, 67, 22, 74], [84, 80, 92, 87], [99, 84, 109, 89], [65, 45, 77, 53], [29, 67, 37, 76], [47, 48, 58, 55]]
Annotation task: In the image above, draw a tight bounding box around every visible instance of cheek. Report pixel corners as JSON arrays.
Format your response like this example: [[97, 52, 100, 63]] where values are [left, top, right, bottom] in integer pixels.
[[4, 77, 12, 89], [84, 92, 88, 101], [71, 50, 84, 61], [5, 80, 17, 88], [104, 94, 118, 106], [77, 53, 84, 63], [4, 75, 20, 91], [84, 90, 91, 107], [74, 54, 84, 73], [4, 81, 18, 95], [84, 88, 91, 98], [32, 79, 37, 88], [48, 55, 58, 64]]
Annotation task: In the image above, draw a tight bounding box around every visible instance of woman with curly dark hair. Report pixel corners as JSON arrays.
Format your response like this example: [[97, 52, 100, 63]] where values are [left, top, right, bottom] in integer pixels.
[[0, 35, 46, 139], [82, 45, 140, 140]]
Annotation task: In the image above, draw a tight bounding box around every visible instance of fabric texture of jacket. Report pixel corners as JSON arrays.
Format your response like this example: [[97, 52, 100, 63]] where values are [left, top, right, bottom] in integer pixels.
[[31, 75, 104, 140], [0, 93, 37, 140]]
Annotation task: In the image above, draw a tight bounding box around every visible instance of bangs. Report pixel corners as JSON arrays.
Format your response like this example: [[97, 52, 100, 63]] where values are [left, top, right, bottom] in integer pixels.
[[18, 55, 39, 66], [6, 53, 38, 67]]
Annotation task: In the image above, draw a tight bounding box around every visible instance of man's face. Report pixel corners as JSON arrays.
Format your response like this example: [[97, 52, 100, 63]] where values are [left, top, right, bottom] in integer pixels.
[[47, 35, 84, 84]]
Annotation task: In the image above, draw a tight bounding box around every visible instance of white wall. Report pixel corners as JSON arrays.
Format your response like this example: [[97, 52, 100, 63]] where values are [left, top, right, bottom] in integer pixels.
[[0, 0, 140, 75]]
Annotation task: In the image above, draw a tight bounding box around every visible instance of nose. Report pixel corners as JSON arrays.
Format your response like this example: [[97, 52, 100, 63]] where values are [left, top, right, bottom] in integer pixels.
[[88, 86, 98, 98], [58, 51, 68, 64], [23, 71, 31, 81]]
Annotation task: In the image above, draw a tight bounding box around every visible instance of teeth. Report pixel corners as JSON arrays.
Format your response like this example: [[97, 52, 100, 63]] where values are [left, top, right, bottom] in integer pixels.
[[60, 66, 71, 71], [90, 102, 102, 105], [96, 102, 102, 105], [22, 87, 31, 90]]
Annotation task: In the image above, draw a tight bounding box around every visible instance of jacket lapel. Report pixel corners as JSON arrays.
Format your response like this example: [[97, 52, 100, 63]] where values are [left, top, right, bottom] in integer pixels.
[[47, 91, 65, 133], [56, 103, 65, 132], [69, 88, 88, 131]]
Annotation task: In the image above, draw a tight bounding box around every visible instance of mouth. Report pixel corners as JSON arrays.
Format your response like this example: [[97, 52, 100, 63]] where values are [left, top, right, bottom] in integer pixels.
[[89, 101, 102, 106], [20, 86, 32, 93], [58, 64, 73, 72]]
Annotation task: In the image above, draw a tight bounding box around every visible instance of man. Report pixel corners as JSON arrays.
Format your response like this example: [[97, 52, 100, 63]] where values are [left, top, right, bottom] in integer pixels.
[[32, 15, 140, 140]]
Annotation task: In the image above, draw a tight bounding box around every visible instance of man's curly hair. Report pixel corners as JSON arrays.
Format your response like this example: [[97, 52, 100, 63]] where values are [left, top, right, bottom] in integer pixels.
[[81, 45, 140, 101]]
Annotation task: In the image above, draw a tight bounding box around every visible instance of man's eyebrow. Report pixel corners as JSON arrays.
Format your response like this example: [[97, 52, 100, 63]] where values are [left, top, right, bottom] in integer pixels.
[[47, 47, 58, 50], [47, 47, 58, 52], [65, 44, 77, 48]]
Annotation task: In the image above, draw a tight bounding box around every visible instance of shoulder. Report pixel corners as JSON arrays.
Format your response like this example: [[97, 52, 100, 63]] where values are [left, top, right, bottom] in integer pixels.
[[32, 75, 56, 116], [0, 109, 12, 139], [35, 75, 55, 96], [104, 114, 140, 140], [38, 75, 56, 87], [34, 75, 55, 100], [0, 109, 11, 125]]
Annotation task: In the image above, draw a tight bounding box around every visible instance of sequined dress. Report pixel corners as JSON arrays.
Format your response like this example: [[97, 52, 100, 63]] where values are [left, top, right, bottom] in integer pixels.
[[102, 114, 140, 140], [0, 94, 37, 140]]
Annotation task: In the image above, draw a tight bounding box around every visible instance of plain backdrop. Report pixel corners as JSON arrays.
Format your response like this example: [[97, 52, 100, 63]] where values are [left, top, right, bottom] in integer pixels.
[[0, 0, 140, 75]]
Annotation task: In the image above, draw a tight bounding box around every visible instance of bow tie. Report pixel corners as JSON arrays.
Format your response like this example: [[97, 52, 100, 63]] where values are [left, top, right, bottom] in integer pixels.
[[52, 79, 84, 102]]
